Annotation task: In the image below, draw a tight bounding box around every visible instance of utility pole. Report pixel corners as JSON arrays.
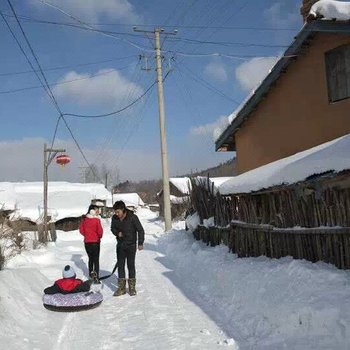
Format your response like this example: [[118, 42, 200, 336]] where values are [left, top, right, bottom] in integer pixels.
[[134, 27, 177, 231], [43, 143, 65, 242]]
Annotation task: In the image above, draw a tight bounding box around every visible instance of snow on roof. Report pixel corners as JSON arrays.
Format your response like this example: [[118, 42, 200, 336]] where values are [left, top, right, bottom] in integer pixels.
[[112, 193, 145, 207], [219, 134, 350, 195], [169, 176, 235, 195], [170, 177, 192, 195], [0, 182, 112, 222], [195, 176, 235, 193], [310, 0, 350, 21]]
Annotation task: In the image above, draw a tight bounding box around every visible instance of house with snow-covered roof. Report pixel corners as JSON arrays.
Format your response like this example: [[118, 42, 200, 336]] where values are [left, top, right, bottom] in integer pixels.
[[215, 0, 350, 175], [187, 1, 350, 270]]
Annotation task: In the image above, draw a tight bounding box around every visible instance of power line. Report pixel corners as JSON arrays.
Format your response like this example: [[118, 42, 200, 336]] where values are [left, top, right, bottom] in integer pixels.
[[177, 62, 240, 105], [4, 0, 101, 182], [6, 0, 62, 113], [0, 54, 135, 77], [35, 0, 154, 52], [62, 80, 156, 118], [166, 50, 290, 60], [0, 64, 134, 94], [50, 114, 62, 149], [1, 12, 294, 49], [92, 62, 143, 165], [0, 11, 53, 100], [166, 37, 289, 49], [1, 12, 299, 31], [1, 9, 63, 156]]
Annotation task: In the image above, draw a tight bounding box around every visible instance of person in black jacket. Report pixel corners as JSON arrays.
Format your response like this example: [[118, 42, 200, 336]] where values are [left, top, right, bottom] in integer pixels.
[[111, 200, 145, 296]]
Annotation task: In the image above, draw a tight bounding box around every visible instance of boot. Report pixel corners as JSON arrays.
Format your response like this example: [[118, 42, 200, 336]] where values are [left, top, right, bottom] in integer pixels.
[[113, 278, 126, 296], [128, 278, 136, 296], [90, 271, 101, 284]]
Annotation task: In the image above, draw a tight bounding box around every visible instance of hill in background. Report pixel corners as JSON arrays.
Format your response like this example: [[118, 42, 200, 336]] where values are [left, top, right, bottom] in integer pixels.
[[114, 158, 236, 203]]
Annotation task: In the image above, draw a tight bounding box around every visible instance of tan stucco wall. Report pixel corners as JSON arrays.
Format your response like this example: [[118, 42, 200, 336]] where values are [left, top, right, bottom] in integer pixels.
[[236, 32, 350, 174]]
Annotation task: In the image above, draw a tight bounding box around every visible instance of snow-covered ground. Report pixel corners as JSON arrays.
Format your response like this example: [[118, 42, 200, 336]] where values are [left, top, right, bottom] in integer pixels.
[[1, 208, 350, 349]]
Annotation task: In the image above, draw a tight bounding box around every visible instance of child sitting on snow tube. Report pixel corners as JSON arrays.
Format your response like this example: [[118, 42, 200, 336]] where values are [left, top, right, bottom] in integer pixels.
[[44, 265, 91, 295], [43, 265, 103, 312]]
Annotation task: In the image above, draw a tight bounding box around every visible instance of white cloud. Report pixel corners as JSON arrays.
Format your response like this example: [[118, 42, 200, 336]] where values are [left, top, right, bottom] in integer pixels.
[[204, 61, 228, 82], [235, 57, 279, 92], [36, 0, 140, 22], [191, 116, 230, 140], [53, 69, 143, 108], [264, 2, 300, 27]]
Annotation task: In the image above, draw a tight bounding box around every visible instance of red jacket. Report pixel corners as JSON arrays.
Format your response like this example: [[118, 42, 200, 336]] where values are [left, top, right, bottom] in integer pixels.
[[56, 278, 83, 292], [44, 278, 91, 294], [79, 215, 103, 243]]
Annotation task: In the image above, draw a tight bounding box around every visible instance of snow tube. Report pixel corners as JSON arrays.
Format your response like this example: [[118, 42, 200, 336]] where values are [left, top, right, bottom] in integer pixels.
[[43, 291, 103, 312]]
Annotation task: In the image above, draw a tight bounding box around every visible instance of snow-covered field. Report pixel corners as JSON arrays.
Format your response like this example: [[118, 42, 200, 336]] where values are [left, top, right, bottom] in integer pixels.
[[1, 208, 350, 349]]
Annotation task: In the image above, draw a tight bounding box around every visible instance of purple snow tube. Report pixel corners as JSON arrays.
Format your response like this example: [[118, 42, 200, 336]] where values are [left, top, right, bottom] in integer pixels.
[[43, 291, 103, 312]]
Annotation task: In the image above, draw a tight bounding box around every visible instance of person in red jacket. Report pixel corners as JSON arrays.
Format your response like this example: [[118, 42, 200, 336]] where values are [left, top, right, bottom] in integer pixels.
[[79, 204, 103, 280], [44, 265, 91, 294]]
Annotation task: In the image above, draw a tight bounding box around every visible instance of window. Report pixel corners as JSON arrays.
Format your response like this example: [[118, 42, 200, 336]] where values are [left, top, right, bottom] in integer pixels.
[[325, 44, 350, 103]]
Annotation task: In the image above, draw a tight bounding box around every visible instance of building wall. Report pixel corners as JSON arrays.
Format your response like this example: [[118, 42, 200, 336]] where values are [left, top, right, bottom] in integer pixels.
[[235, 32, 350, 174]]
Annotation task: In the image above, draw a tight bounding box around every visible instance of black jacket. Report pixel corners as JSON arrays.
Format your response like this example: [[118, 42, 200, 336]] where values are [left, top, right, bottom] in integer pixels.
[[111, 210, 145, 246]]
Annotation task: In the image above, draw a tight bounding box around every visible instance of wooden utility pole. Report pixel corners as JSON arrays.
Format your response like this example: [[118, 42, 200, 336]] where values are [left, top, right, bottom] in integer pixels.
[[43, 143, 65, 242], [133, 27, 177, 231]]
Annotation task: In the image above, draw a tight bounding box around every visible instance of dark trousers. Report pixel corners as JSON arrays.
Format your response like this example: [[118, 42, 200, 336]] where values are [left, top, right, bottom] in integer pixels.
[[85, 242, 100, 277], [117, 244, 136, 279]]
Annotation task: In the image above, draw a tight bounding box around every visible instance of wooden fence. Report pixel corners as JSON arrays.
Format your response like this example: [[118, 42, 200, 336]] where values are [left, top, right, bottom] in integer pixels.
[[190, 173, 350, 269]]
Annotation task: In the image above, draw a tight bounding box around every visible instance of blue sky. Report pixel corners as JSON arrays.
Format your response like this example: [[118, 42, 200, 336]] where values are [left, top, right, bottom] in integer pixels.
[[0, 0, 303, 182]]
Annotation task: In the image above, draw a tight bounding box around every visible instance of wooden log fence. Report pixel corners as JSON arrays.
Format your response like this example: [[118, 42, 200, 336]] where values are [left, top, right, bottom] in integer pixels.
[[189, 173, 350, 269], [193, 223, 350, 269]]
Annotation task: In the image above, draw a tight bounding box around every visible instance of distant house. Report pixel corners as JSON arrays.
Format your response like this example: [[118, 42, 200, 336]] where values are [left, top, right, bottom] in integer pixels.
[[216, 0, 350, 175], [158, 177, 234, 219], [157, 178, 191, 219]]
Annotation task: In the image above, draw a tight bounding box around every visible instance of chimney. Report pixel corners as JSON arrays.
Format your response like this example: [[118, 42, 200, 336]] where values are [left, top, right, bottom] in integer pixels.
[[300, 0, 319, 22]]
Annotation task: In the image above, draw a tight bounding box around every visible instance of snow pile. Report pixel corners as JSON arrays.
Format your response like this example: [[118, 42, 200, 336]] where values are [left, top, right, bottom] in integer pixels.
[[159, 229, 350, 349], [112, 192, 144, 207], [203, 217, 215, 228], [220, 133, 350, 195], [0, 182, 112, 221], [310, 0, 350, 20], [185, 212, 200, 231]]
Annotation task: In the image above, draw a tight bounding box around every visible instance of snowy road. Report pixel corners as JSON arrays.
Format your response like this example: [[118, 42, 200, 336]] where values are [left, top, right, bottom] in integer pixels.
[[3, 208, 350, 349], [1, 209, 235, 350]]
